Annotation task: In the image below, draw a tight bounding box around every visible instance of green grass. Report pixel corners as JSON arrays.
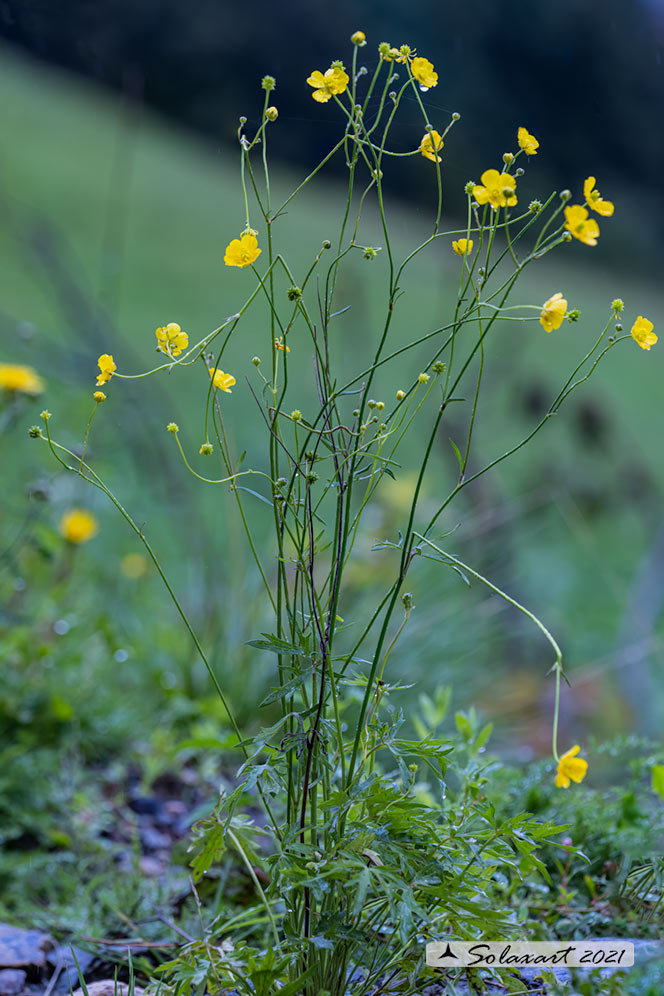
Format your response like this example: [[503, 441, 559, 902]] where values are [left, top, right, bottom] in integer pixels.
[[2, 43, 663, 750]]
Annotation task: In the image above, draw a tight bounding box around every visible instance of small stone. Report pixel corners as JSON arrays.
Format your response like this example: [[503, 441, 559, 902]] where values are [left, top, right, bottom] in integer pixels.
[[0, 969, 26, 995], [71, 983, 144, 996], [0, 923, 54, 970]]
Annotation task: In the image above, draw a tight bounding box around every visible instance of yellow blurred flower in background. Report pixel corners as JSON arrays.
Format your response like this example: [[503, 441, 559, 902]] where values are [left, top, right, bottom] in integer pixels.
[[0, 363, 44, 394], [121, 552, 148, 578], [59, 509, 98, 544]]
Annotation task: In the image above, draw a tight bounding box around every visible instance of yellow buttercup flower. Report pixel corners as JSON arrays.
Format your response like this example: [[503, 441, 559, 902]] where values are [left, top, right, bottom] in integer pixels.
[[583, 176, 614, 217], [275, 338, 290, 352], [96, 354, 116, 386], [209, 368, 236, 392], [0, 363, 44, 394], [224, 233, 262, 268], [452, 238, 473, 256], [517, 126, 539, 155], [631, 315, 657, 350], [540, 292, 568, 333], [555, 745, 588, 789], [564, 205, 599, 246], [420, 131, 444, 163], [306, 65, 349, 102], [156, 322, 189, 357], [411, 57, 438, 89], [59, 508, 98, 544], [473, 170, 517, 210]]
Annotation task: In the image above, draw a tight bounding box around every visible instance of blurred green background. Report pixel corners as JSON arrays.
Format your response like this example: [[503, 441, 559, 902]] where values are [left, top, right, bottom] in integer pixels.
[[1, 0, 663, 778]]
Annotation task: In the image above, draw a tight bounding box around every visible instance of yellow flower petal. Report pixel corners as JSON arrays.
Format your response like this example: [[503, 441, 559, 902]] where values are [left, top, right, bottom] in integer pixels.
[[224, 233, 262, 268], [452, 239, 473, 256], [517, 126, 539, 155], [631, 315, 657, 350], [539, 292, 568, 332], [209, 368, 236, 392], [420, 130, 443, 162]]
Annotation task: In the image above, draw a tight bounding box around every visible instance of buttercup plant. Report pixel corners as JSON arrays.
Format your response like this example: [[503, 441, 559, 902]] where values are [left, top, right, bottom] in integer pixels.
[[36, 29, 657, 996]]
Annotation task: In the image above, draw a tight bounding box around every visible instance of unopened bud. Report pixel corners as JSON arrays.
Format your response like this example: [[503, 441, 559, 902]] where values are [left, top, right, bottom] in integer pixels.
[[396, 390, 405, 401], [265, 106, 278, 121], [560, 189, 572, 202], [93, 391, 106, 403], [503, 152, 514, 165], [351, 30, 367, 46], [432, 361, 445, 374]]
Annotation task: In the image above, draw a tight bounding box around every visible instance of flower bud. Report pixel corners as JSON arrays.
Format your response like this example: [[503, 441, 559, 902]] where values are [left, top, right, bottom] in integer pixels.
[[615, 324, 623, 332], [402, 591, 413, 610], [375, 401, 385, 411], [351, 30, 366, 46], [29, 425, 43, 438], [560, 189, 572, 201], [367, 399, 376, 409], [432, 361, 445, 374], [252, 356, 261, 366], [452, 112, 460, 121], [465, 180, 476, 195], [352, 409, 360, 417], [396, 390, 405, 401], [265, 106, 278, 121], [322, 240, 331, 250], [287, 285, 302, 301], [93, 391, 106, 403], [515, 167, 524, 176], [503, 152, 514, 165], [378, 41, 391, 57]]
